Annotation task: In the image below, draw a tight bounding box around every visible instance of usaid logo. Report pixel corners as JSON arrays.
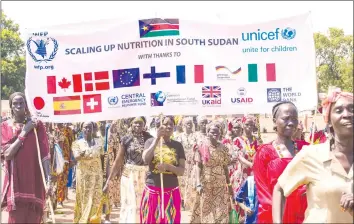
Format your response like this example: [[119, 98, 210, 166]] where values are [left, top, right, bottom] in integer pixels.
[[231, 87, 253, 104]]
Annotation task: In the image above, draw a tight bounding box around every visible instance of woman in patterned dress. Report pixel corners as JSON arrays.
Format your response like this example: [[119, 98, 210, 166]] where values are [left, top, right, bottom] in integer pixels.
[[105, 118, 131, 210], [72, 121, 104, 223], [175, 117, 198, 210], [104, 117, 153, 223], [190, 122, 233, 223], [54, 123, 71, 208], [234, 115, 262, 187], [222, 118, 243, 197]]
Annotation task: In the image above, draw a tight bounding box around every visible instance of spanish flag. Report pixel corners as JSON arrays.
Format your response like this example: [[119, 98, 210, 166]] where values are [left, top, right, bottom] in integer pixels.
[[53, 96, 81, 115]]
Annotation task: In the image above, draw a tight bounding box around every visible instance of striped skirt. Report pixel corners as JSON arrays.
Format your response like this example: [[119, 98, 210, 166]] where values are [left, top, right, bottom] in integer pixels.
[[140, 185, 181, 224]]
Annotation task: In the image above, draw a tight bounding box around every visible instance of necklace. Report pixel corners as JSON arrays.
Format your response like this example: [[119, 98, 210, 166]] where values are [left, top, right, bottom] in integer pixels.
[[242, 136, 257, 158], [132, 133, 145, 153], [273, 141, 299, 158]]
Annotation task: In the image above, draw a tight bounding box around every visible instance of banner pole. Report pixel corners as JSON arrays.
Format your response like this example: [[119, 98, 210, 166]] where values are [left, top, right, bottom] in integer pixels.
[[158, 113, 165, 219]]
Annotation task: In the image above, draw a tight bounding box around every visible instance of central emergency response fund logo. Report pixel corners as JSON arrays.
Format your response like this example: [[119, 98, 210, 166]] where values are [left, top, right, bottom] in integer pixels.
[[242, 27, 296, 41], [27, 32, 58, 70], [202, 86, 222, 107]]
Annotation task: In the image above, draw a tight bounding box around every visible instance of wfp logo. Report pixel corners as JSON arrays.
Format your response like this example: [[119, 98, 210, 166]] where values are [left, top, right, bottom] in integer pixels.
[[242, 27, 296, 41], [27, 33, 58, 70]]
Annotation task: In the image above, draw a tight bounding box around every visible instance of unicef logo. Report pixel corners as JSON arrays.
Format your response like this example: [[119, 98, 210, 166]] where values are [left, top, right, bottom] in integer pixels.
[[108, 96, 118, 105], [154, 91, 166, 104], [267, 88, 282, 102], [281, 27, 296, 40], [27, 37, 59, 63]]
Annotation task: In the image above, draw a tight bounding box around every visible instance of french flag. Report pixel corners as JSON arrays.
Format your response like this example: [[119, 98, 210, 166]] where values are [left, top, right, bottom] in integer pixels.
[[176, 65, 204, 84]]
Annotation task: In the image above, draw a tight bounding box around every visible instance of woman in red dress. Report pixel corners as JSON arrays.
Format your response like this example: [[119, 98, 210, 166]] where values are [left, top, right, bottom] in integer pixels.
[[1, 92, 52, 223], [253, 101, 309, 223]]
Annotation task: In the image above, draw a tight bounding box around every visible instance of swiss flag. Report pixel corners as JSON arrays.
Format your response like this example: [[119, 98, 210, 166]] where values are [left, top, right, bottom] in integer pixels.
[[83, 94, 102, 114], [73, 71, 110, 93]]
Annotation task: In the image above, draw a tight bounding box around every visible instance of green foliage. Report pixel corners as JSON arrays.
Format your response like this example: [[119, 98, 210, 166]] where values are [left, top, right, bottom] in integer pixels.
[[1, 11, 26, 100], [314, 28, 353, 94]]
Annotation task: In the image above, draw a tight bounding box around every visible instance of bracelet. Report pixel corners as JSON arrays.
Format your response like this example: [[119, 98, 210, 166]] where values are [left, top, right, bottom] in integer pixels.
[[18, 135, 26, 141]]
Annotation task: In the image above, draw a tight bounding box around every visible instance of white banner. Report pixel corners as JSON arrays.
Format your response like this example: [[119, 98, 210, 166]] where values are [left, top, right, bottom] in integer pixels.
[[25, 12, 317, 122]]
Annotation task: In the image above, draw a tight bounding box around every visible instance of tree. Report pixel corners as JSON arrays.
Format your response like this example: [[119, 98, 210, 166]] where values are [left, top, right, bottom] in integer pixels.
[[315, 28, 353, 94], [1, 11, 26, 100]]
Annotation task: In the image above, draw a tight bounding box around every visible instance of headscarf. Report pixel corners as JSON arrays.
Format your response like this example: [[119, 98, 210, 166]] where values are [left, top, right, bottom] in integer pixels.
[[321, 90, 353, 124], [241, 115, 256, 124], [228, 118, 242, 131], [131, 116, 146, 126], [197, 115, 208, 124]]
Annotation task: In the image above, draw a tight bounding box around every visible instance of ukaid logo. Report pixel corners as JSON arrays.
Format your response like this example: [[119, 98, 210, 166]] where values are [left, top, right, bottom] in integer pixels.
[[267, 87, 301, 103], [202, 86, 222, 107], [27, 32, 58, 70], [231, 87, 254, 104], [121, 93, 146, 108], [242, 27, 296, 41]]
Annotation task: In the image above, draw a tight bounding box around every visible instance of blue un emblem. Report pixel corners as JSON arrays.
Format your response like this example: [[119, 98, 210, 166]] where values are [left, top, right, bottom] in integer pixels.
[[281, 27, 296, 40], [27, 37, 59, 63]]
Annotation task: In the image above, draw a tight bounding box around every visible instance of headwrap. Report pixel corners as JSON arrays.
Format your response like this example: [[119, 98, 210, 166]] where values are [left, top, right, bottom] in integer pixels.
[[241, 115, 256, 124], [228, 118, 242, 131], [174, 115, 183, 126], [131, 116, 146, 125], [321, 90, 353, 124], [197, 115, 208, 124]]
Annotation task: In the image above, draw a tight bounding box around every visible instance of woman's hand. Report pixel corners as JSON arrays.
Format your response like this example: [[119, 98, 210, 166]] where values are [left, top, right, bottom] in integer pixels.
[[22, 117, 37, 134], [196, 185, 203, 195], [45, 184, 54, 198], [340, 192, 353, 212], [156, 163, 169, 172], [102, 182, 109, 194], [156, 126, 166, 139], [244, 207, 254, 215]]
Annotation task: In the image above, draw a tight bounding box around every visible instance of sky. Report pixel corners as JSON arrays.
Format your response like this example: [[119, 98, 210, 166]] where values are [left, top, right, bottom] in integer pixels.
[[2, 1, 353, 40]]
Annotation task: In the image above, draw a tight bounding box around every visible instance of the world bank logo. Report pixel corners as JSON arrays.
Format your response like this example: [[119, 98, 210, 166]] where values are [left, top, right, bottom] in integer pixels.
[[281, 27, 296, 40], [27, 37, 59, 63], [108, 96, 119, 105], [154, 91, 166, 104], [267, 88, 282, 102]]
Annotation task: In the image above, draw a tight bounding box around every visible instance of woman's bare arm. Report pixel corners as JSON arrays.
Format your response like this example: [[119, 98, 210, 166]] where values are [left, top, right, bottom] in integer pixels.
[[166, 159, 185, 176], [272, 182, 286, 223], [106, 143, 125, 183], [142, 138, 159, 164]]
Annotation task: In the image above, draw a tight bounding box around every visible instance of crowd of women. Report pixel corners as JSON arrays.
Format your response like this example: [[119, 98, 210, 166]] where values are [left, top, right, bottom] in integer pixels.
[[1, 89, 353, 224]]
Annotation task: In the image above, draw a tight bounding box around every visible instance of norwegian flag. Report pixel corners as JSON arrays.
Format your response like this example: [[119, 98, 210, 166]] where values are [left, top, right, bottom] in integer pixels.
[[202, 86, 221, 98]]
